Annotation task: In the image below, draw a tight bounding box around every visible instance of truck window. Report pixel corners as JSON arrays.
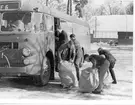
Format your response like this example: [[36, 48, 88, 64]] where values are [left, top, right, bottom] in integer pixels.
[[45, 15, 53, 32], [31, 12, 44, 32], [1, 11, 32, 32]]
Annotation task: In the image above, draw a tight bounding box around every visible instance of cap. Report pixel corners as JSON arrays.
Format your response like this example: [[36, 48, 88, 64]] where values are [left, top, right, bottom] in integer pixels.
[[98, 47, 103, 52], [70, 34, 75, 38]]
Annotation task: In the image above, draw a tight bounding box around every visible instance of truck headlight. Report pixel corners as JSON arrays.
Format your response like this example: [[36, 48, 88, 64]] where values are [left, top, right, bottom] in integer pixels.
[[23, 48, 31, 56], [23, 58, 30, 65]]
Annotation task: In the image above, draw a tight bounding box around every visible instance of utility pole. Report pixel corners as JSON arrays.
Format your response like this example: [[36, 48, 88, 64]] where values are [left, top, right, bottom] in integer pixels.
[[95, 16, 97, 37], [67, 0, 70, 15], [70, 0, 72, 16], [46, 0, 49, 6], [125, 11, 127, 39], [121, 1, 128, 39]]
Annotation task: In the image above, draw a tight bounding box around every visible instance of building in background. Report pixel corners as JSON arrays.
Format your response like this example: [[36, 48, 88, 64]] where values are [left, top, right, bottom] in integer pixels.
[[90, 15, 133, 45]]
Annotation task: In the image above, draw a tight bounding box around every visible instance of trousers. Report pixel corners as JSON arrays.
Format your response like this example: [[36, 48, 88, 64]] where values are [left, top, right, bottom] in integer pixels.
[[74, 48, 83, 81], [109, 61, 117, 83], [96, 60, 110, 91]]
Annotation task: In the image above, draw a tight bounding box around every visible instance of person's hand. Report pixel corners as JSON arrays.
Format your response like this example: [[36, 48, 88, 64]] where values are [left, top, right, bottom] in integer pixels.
[[97, 66, 100, 69], [57, 60, 63, 71], [60, 60, 63, 64], [92, 66, 96, 69], [57, 63, 61, 71], [69, 60, 74, 64]]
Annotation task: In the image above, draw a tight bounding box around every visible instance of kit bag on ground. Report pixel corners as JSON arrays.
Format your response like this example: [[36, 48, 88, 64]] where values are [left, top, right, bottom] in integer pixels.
[[79, 67, 99, 93], [58, 61, 77, 88]]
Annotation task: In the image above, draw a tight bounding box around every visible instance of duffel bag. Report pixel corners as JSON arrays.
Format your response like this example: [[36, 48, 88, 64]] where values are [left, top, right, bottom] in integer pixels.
[[79, 67, 99, 93], [58, 61, 78, 88]]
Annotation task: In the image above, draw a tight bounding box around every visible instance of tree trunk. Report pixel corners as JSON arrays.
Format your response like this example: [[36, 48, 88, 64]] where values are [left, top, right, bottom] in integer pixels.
[[67, 0, 70, 15], [46, 0, 49, 6], [67, 0, 72, 16], [70, 0, 72, 16]]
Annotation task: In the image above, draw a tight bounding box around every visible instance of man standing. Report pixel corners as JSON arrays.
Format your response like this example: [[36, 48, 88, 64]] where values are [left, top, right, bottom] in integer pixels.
[[84, 54, 110, 94], [98, 48, 117, 84], [55, 26, 68, 72], [58, 40, 75, 63], [56, 26, 68, 47], [70, 34, 83, 81]]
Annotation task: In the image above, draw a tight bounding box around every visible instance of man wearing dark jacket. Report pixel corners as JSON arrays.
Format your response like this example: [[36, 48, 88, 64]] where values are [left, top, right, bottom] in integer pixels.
[[98, 48, 117, 84], [57, 26, 68, 47], [84, 54, 110, 94], [55, 26, 68, 72]]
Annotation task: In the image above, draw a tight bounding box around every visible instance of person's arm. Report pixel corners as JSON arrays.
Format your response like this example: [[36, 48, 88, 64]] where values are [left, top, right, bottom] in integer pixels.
[[91, 58, 97, 69], [65, 32, 68, 42], [63, 30, 68, 42], [55, 37, 59, 42], [58, 42, 68, 63], [69, 45, 76, 62], [89, 56, 97, 69], [55, 30, 60, 37]]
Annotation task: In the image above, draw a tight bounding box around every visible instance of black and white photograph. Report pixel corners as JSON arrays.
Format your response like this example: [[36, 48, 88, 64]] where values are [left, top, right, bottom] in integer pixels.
[[0, 0, 134, 104]]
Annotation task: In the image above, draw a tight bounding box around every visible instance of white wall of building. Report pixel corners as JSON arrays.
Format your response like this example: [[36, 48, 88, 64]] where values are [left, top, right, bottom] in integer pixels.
[[94, 31, 118, 38]]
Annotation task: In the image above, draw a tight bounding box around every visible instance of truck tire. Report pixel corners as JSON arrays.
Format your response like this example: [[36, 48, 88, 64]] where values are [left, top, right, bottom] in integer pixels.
[[33, 57, 51, 86]]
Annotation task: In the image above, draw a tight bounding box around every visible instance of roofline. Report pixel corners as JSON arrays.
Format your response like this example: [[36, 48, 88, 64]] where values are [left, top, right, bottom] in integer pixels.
[[50, 8, 89, 27], [0, 8, 89, 28], [94, 15, 133, 17], [0, 0, 89, 27]]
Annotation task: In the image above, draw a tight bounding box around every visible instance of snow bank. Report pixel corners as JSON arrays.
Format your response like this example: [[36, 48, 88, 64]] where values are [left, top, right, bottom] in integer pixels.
[[91, 42, 111, 51]]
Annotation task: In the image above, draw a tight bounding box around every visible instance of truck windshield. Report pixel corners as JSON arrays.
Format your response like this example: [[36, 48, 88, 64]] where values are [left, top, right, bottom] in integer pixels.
[[1, 11, 32, 32]]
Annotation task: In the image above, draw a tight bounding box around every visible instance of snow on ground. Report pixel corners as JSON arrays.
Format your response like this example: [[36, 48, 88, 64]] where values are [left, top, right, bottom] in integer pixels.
[[0, 43, 133, 103]]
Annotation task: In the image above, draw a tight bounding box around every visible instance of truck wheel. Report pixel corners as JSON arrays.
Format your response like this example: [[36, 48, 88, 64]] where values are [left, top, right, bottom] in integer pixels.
[[33, 57, 51, 86]]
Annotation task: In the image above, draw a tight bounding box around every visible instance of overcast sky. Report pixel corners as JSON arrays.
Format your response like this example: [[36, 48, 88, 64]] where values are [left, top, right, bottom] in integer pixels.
[[92, 0, 105, 5], [91, 0, 132, 6], [63, 0, 133, 6]]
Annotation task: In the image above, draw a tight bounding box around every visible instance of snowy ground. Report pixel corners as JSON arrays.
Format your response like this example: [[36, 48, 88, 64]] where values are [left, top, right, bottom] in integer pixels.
[[0, 43, 133, 104]]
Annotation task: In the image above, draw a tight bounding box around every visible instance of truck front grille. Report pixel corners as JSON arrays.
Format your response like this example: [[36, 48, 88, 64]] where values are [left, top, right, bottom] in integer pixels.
[[0, 42, 18, 49]]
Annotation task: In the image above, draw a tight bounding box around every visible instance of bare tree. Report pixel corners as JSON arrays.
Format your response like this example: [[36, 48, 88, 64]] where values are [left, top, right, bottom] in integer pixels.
[[46, 0, 49, 6], [74, 0, 88, 18], [103, 0, 126, 15], [37, 0, 66, 13], [57, 3, 67, 13], [93, 5, 107, 16], [126, 1, 133, 15], [67, 0, 72, 15], [75, 3, 83, 17]]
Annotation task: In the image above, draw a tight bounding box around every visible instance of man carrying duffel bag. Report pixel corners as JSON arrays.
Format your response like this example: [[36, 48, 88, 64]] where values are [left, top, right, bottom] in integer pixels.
[[98, 47, 117, 84], [79, 62, 99, 93], [83, 54, 110, 94]]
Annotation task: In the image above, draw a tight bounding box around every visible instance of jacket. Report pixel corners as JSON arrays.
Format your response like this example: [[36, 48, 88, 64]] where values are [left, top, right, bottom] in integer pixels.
[[59, 30, 68, 44], [58, 41, 75, 62], [98, 49, 116, 63], [89, 54, 106, 68]]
